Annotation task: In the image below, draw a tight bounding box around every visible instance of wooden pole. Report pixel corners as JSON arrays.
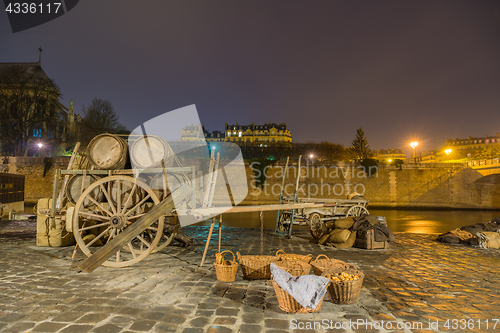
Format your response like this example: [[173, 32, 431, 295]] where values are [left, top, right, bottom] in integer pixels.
[[200, 217, 215, 267], [274, 156, 289, 233], [218, 214, 222, 253], [77, 185, 191, 273], [260, 210, 264, 255], [288, 155, 302, 237], [56, 142, 80, 210]]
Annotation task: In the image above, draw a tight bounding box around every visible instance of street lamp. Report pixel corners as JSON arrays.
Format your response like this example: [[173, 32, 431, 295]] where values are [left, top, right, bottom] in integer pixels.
[[410, 142, 418, 163], [445, 149, 452, 155], [37, 143, 43, 157]]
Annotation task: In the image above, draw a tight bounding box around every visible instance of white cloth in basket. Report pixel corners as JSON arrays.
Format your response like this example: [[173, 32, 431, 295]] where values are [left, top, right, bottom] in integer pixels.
[[270, 263, 329, 309]]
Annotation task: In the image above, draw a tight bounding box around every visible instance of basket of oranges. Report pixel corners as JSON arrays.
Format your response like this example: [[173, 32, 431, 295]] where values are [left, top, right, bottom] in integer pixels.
[[322, 264, 364, 304]]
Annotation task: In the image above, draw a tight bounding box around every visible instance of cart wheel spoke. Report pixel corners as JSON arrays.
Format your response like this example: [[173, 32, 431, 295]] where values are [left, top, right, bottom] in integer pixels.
[[128, 213, 146, 220], [78, 211, 108, 221], [106, 228, 116, 243], [124, 193, 152, 217], [87, 226, 112, 247], [136, 235, 151, 249], [79, 221, 111, 232], [100, 183, 117, 215], [85, 195, 113, 217], [127, 243, 137, 259], [121, 182, 138, 214]]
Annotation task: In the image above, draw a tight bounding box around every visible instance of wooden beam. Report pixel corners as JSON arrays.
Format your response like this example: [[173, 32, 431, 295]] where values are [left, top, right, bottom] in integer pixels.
[[177, 202, 326, 217], [77, 185, 191, 273], [56, 142, 80, 210]]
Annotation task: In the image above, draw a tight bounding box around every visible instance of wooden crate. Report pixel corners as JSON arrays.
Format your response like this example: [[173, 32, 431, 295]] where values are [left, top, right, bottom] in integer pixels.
[[354, 229, 388, 250]]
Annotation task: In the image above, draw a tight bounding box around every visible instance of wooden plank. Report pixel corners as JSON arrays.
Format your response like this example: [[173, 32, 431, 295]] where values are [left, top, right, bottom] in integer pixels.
[[60, 167, 193, 176], [176, 202, 326, 217], [77, 185, 191, 273]]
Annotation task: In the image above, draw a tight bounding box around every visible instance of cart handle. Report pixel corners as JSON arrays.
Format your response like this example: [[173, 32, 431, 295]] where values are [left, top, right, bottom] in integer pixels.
[[216, 250, 236, 264]]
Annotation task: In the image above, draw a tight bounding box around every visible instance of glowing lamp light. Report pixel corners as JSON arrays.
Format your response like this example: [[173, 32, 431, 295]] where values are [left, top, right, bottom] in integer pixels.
[[37, 143, 43, 148], [445, 149, 452, 155], [309, 154, 314, 159], [410, 142, 418, 149], [388, 159, 392, 162]]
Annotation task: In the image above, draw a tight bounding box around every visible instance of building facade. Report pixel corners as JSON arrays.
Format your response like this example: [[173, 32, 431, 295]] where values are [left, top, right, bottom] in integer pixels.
[[224, 122, 292, 144], [444, 134, 500, 152], [374, 148, 406, 162], [204, 129, 225, 142]]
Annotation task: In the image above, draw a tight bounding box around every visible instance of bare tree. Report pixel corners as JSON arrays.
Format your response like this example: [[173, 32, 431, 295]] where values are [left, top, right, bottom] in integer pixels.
[[80, 98, 128, 144], [0, 65, 64, 156]]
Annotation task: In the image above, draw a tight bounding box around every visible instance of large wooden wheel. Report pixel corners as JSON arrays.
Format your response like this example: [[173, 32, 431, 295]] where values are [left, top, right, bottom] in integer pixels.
[[345, 205, 369, 218], [309, 212, 324, 239], [72, 175, 164, 267]]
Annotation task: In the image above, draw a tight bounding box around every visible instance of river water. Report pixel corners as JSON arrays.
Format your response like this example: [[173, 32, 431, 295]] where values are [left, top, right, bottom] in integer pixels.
[[195, 209, 500, 234]]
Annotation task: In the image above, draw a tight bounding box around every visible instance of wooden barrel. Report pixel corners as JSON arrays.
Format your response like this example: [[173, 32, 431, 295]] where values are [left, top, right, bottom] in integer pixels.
[[149, 172, 188, 200], [66, 174, 102, 206], [86, 133, 128, 170], [129, 135, 174, 170]]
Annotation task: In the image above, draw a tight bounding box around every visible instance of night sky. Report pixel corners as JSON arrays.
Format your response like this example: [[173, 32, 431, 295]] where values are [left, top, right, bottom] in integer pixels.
[[2, 1, 500, 157]]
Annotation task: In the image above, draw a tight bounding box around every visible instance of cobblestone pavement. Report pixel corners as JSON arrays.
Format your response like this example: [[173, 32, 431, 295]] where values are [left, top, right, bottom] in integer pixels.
[[1, 219, 500, 333]]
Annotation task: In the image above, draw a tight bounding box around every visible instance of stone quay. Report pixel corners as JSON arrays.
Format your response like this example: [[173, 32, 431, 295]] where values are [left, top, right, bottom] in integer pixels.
[[1, 219, 499, 332]]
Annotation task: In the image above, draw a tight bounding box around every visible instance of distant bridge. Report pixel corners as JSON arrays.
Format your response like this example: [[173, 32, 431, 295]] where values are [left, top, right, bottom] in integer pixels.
[[466, 159, 500, 176]]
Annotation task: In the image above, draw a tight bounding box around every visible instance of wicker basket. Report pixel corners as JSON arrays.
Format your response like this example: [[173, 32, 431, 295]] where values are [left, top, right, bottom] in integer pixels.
[[237, 252, 278, 280], [310, 254, 346, 275], [275, 250, 313, 263], [322, 264, 364, 304], [274, 260, 311, 276], [271, 279, 325, 313], [214, 250, 239, 282]]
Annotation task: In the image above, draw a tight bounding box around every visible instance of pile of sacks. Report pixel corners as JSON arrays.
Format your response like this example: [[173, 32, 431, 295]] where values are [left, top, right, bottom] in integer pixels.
[[437, 218, 500, 249], [317, 214, 395, 248]]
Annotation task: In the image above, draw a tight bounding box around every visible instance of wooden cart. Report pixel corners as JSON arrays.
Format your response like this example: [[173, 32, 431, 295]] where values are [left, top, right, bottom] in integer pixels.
[[275, 196, 369, 239], [273, 156, 369, 239]]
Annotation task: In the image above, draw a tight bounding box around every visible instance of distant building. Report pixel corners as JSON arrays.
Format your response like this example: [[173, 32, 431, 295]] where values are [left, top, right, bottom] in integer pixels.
[[224, 122, 292, 144], [420, 150, 437, 163], [0, 53, 79, 155], [374, 148, 406, 163], [180, 124, 204, 142], [443, 134, 500, 157], [203, 129, 225, 142]]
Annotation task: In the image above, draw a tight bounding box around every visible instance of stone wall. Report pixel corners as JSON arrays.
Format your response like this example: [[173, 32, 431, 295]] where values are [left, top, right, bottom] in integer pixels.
[[5, 158, 500, 209]]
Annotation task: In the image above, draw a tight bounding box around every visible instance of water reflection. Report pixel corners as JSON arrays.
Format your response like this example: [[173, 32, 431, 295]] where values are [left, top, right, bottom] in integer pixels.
[[194, 209, 500, 234]]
